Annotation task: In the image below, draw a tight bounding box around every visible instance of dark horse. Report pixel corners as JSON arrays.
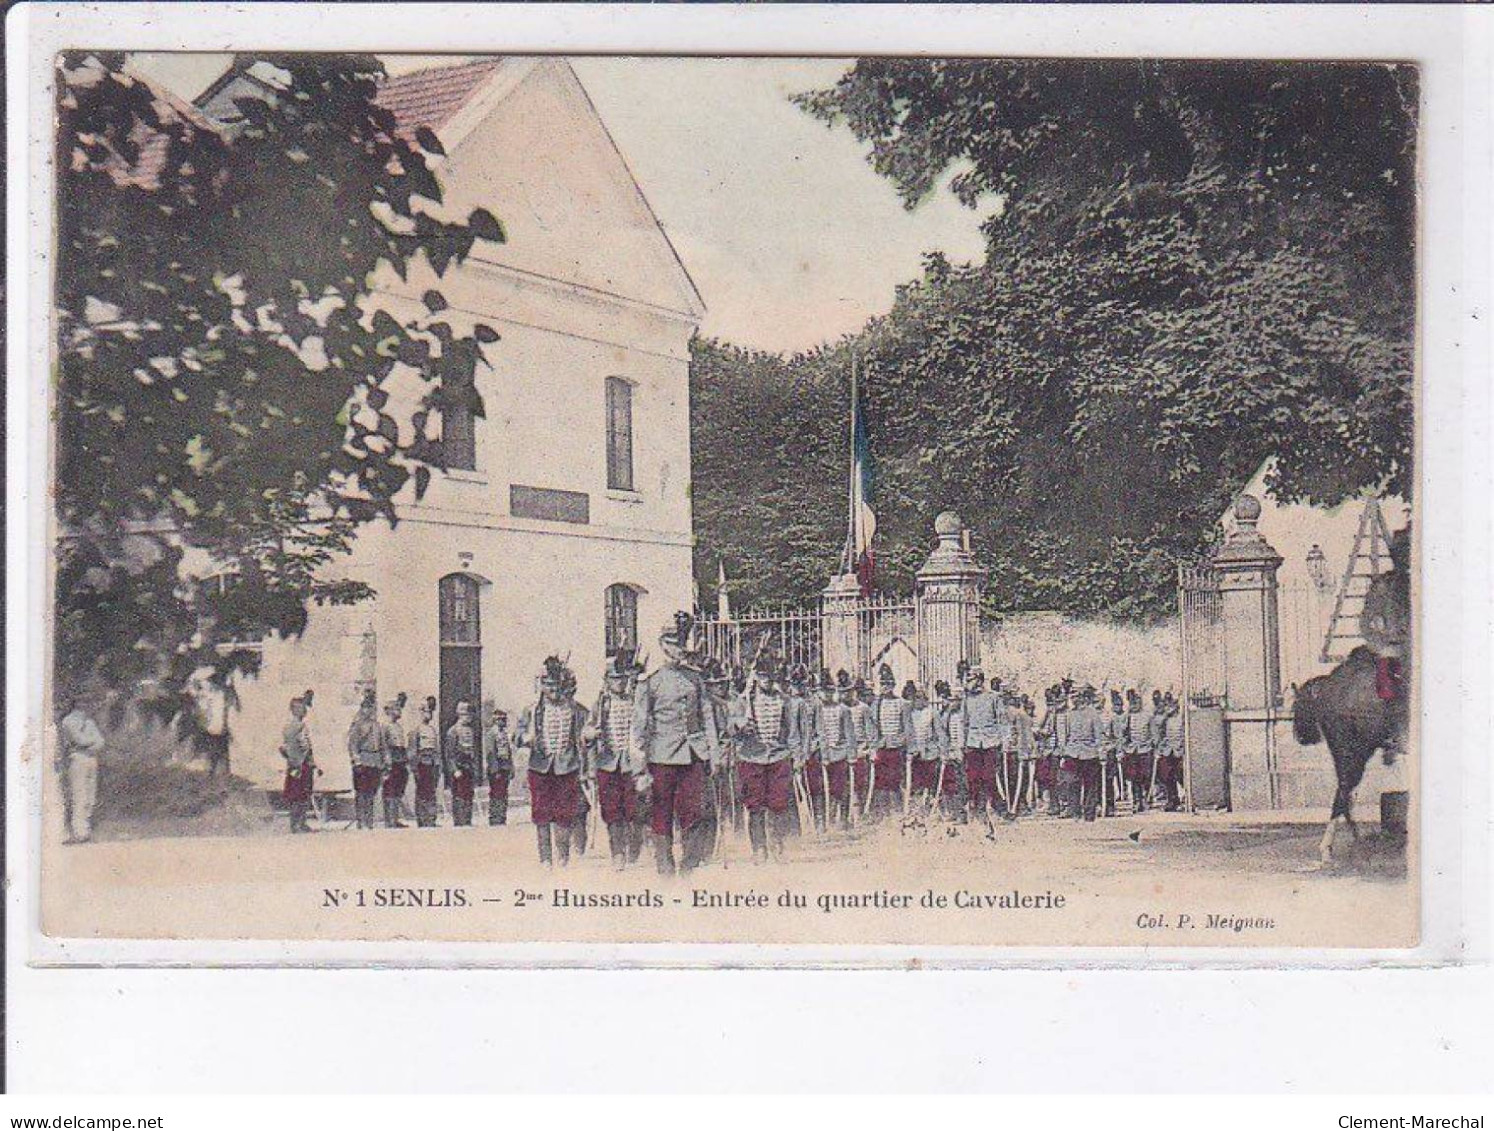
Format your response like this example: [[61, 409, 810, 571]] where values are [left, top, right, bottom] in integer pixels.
[[1292, 646, 1401, 863]]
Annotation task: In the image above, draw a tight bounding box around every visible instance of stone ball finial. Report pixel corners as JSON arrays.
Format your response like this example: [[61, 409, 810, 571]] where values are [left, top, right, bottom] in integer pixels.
[[934, 511, 962, 537], [1233, 494, 1262, 523]]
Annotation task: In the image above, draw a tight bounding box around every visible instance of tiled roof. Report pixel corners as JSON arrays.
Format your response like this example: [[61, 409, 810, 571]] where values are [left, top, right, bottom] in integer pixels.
[[374, 58, 507, 136]]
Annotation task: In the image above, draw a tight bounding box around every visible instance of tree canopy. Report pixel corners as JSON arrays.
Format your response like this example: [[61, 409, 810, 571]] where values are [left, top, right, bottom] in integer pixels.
[[54, 53, 504, 726], [691, 59, 1417, 621]]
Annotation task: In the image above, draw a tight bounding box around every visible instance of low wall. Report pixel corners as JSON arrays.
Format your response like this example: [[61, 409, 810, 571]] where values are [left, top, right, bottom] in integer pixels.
[[980, 611, 1182, 696]]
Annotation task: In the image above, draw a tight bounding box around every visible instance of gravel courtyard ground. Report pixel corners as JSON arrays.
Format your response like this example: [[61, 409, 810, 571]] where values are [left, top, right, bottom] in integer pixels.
[[42, 798, 1415, 950]]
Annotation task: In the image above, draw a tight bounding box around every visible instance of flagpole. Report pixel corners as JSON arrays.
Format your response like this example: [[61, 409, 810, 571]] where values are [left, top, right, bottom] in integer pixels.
[[844, 350, 858, 575]]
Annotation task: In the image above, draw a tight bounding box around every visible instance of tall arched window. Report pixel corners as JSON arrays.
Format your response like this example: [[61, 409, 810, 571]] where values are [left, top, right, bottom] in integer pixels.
[[605, 376, 634, 491], [605, 583, 639, 657]]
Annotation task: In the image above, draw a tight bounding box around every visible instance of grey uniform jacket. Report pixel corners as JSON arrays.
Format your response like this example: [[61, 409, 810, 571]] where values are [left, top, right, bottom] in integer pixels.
[[522, 699, 589, 777], [874, 697, 913, 750], [632, 663, 718, 770], [732, 691, 793, 765]]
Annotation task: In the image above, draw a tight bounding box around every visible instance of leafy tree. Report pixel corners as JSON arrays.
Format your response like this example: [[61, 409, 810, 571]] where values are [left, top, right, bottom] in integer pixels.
[[54, 53, 506, 737], [691, 59, 1415, 621]]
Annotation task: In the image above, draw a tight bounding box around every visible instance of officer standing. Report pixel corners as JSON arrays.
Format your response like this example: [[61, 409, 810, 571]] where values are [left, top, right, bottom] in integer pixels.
[[632, 613, 719, 875]]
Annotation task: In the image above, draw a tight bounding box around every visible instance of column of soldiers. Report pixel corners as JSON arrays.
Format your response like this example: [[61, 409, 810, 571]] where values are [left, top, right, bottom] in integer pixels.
[[278, 611, 1188, 848]]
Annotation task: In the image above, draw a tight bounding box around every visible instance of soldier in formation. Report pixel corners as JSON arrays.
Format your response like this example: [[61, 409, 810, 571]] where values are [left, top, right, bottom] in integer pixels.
[[484, 702, 513, 826], [518, 657, 588, 868], [585, 649, 646, 869]]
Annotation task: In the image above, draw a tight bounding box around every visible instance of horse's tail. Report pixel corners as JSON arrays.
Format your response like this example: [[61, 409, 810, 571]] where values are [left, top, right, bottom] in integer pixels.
[[1293, 680, 1323, 746]]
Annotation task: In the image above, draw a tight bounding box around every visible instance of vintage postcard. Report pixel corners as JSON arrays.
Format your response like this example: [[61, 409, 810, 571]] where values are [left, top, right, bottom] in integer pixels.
[[36, 49, 1419, 955]]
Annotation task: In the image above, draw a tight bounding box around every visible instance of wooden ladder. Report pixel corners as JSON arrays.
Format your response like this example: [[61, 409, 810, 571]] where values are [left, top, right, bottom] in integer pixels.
[[1320, 497, 1394, 663]]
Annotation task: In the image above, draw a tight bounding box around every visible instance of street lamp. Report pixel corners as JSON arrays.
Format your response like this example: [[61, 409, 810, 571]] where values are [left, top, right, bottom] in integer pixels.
[[1306, 544, 1330, 592]]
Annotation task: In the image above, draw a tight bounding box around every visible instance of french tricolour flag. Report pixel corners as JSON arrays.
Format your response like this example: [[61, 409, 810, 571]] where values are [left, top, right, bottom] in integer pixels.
[[849, 359, 876, 596]]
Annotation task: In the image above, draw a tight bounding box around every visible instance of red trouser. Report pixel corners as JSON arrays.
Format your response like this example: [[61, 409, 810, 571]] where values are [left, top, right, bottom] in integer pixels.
[[964, 748, 998, 808], [383, 762, 409, 800], [597, 767, 642, 825], [852, 756, 873, 800], [911, 758, 939, 792], [352, 764, 382, 800], [1123, 751, 1154, 785], [283, 763, 313, 803], [450, 770, 474, 802], [414, 762, 440, 802], [529, 770, 582, 825], [1156, 755, 1182, 787], [825, 760, 849, 800], [649, 760, 707, 835], [805, 757, 826, 800], [873, 747, 905, 790], [738, 758, 793, 814]]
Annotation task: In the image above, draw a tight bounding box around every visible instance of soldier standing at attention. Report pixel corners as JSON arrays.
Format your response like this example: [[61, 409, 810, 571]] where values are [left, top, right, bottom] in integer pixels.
[[961, 667, 1004, 828], [1102, 690, 1127, 818], [1037, 685, 1068, 816], [409, 696, 442, 828], [702, 659, 736, 847], [1123, 689, 1153, 813], [444, 700, 479, 827], [907, 683, 940, 812], [940, 678, 968, 823], [57, 691, 106, 844], [868, 665, 911, 821], [819, 671, 856, 829], [785, 665, 819, 836], [1156, 693, 1186, 811], [520, 657, 590, 867], [347, 690, 384, 830], [483, 702, 514, 827], [280, 693, 316, 834], [732, 656, 795, 863], [586, 650, 646, 869], [850, 678, 879, 818], [380, 694, 410, 828], [1011, 692, 1037, 816], [1065, 686, 1105, 822], [633, 613, 719, 875]]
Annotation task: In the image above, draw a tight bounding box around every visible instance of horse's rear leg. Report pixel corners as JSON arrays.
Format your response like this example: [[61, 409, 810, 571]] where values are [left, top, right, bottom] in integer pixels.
[[1321, 747, 1369, 864]]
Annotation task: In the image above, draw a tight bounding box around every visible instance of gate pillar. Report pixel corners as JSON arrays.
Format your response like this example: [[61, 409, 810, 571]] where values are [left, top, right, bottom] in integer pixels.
[[820, 573, 862, 679], [1212, 494, 1285, 810], [915, 512, 985, 691]]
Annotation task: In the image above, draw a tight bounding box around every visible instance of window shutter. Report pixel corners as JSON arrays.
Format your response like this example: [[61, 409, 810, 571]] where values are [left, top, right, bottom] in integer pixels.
[[606, 377, 634, 491]]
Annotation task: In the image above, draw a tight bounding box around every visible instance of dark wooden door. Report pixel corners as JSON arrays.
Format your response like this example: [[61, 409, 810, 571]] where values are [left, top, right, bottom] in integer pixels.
[[438, 574, 482, 736]]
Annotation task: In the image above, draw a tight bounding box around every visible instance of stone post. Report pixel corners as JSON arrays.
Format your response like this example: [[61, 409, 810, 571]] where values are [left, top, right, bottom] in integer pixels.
[[820, 572, 862, 679], [1212, 494, 1284, 809], [915, 512, 986, 691]]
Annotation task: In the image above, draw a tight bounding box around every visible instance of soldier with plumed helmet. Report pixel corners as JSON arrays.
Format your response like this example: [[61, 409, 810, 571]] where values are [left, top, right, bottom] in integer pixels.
[[518, 657, 590, 867], [731, 653, 795, 863], [584, 648, 646, 869]]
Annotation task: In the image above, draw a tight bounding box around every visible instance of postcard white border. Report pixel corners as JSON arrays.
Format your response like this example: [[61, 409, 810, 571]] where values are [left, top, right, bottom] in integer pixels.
[[7, 0, 1489, 975]]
